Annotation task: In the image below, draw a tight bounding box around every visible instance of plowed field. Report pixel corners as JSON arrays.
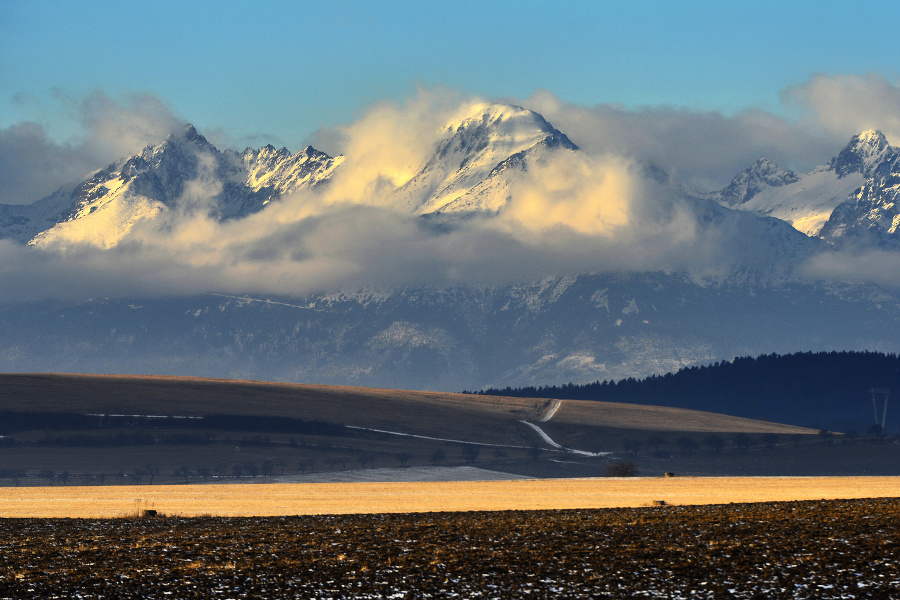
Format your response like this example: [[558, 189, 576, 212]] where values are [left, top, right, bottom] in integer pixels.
[[1, 498, 898, 599]]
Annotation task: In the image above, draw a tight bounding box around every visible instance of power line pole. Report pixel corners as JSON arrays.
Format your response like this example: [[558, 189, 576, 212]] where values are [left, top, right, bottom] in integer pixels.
[[869, 388, 890, 434]]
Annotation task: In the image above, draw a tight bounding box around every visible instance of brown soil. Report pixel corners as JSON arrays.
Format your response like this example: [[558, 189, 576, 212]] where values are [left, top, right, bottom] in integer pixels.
[[1, 498, 898, 598]]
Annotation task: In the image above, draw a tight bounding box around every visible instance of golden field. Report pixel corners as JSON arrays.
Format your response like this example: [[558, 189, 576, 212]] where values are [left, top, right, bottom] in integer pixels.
[[1, 476, 898, 518]]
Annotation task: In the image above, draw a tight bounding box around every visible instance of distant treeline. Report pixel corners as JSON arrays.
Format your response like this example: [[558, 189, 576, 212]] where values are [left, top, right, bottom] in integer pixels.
[[0, 412, 347, 437], [467, 351, 900, 431]]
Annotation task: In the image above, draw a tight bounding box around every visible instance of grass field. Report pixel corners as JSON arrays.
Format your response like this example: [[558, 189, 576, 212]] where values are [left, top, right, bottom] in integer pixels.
[[0, 373, 813, 437], [0, 373, 834, 485], [0, 476, 898, 518]]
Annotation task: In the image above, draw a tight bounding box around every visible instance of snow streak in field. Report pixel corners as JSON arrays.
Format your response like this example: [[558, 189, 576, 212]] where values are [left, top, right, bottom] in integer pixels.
[[519, 420, 609, 457], [345, 426, 532, 449], [540, 399, 561, 422]]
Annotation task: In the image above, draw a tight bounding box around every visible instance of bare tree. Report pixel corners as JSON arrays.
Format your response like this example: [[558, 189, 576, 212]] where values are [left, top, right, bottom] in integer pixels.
[[145, 465, 159, 485], [462, 445, 481, 464], [606, 461, 637, 477], [430, 449, 446, 466]]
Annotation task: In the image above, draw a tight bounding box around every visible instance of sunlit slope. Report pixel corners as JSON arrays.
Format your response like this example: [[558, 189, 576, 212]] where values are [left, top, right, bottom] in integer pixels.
[[0, 374, 815, 446], [547, 399, 815, 434]]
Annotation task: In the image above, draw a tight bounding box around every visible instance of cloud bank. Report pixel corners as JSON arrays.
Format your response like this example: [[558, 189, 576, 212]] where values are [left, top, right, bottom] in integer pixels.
[[2, 75, 900, 302], [0, 92, 183, 205]]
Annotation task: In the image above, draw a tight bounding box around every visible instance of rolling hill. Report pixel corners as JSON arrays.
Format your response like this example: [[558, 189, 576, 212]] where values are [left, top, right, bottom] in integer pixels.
[[7, 373, 887, 486]]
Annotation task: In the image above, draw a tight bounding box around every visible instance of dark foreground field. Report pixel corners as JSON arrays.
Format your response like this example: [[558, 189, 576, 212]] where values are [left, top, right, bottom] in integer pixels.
[[1, 498, 898, 599]]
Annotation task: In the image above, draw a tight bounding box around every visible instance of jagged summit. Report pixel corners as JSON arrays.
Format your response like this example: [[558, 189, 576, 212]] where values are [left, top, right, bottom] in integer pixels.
[[715, 158, 800, 206], [398, 102, 578, 215], [830, 130, 895, 178], [710, 130, 900, 239], [6, 113, 900, 255], [439, 102, 577, 157], [821, 131, 900, 247], [6, 124, 340, 248]]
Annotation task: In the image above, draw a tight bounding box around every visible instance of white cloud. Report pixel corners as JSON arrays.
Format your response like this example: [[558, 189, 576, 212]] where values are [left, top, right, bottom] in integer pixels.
[[0, 92, 182, 205], [782, 73, 900, 144], [4, 77, 900, 301], [520, 89, 837, 191], [801, 249, 900, 289]]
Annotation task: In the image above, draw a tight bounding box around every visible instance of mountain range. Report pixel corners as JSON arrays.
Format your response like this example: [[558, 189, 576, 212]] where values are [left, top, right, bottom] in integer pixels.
[[3, 103, 900, 251], [1, 103, 900, 394]]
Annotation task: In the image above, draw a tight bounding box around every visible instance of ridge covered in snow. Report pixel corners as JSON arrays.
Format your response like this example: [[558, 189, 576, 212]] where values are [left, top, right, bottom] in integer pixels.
[[709, 130, 900, 240], [397, 102, 578, 215], [5, 108, 900, 256], [4, 125, 341, 248]]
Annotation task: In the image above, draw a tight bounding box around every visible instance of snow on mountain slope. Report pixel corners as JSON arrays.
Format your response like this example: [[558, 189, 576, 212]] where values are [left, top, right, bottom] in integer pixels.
[[396, 103, 578, 215], [12, 125, 341, 248], [709, 131, 899, 238], [228, 144, 343, 198], [29, 172, 166, 248], [829, 130, 897, 178], [713, 158, 800, 207], [820, 148, 900, 247], [731, 166, 865, 237], [0, 181, 81, 243]]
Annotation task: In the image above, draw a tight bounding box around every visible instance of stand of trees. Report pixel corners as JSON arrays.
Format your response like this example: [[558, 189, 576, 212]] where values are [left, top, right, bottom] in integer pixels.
[[468, 351, 900, 432]]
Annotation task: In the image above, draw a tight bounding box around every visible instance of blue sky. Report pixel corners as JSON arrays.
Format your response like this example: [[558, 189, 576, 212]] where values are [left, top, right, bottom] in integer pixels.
[[2, 0, 899, 151], [2, 1, 900, 299]]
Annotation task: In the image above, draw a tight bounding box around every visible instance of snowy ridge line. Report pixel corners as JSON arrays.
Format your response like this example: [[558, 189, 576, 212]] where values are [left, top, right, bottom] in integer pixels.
[[519, 420, 609, 457], [210, 294, 325, 311], [540, 399, 562, 422], [345, 425, 533, 449]]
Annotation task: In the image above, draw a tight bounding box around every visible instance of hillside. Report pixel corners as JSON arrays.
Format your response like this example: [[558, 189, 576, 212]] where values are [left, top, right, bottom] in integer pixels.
[[0, 373, 844, 485], [475, 351, 900, 433]]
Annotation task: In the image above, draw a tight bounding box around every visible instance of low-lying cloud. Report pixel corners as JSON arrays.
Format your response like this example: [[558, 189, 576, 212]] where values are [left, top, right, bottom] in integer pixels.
[[2, 75, 900, 302], [0, 92, 183, 205]]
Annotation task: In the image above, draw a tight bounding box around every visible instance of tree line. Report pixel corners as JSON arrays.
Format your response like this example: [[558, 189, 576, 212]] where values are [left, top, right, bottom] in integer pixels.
[[467, 351, 900, 431]]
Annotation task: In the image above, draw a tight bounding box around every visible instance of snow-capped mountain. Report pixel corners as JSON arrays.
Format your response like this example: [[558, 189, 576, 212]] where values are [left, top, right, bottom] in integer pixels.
[[7, 104, 899, 258], [819, 133, 900, 248], [2, 125, 341, 248], [1, 274, 898, 395], [231, 143, 341, 199], [396, 103, 578, 215], [3, 104, 900, 396], [3, 104, 581, 246], [712, 158, 800, 207], [707, 131, 899, 238]]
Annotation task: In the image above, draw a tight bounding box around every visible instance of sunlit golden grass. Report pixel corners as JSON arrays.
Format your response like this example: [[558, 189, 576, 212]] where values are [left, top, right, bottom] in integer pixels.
[[552, 399, 815, 433], [0, 477, 897, 518], [0, 374, 818, 446]]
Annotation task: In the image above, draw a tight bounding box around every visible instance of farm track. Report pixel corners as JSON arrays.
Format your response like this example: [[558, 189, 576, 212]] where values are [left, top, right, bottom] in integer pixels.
[[1, 498, 898, 599]]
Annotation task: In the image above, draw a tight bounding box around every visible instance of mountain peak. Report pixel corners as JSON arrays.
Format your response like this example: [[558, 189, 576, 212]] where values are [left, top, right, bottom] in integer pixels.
[[450, 102, 540, 128], [715, 157, 799, 206], [445, 102, 577, 150], [830, 130, 894, 178]]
